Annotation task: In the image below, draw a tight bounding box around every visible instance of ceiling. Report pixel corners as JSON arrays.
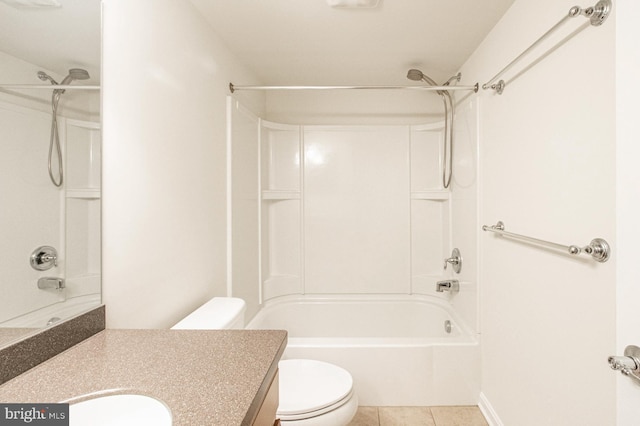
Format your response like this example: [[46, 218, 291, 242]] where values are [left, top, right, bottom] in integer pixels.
[[190, 0, 516, 86], [0, 0, 515, 87]]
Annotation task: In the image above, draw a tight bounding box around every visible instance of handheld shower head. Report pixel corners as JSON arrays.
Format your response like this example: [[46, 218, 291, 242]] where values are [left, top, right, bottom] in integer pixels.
[[60, 68, 90, 85], [406, 69, 424, 81], [405, 68, 455, 189], [406, 68, 439, 87]]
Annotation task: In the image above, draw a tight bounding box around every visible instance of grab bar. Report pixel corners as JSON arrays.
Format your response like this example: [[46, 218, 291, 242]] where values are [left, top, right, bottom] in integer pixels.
[[482, 221, 610, 262], [482, 0, 612, 94]]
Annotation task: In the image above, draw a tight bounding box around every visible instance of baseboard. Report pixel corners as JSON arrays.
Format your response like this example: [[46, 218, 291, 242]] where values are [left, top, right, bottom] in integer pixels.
[[478, 392, 504, 426]]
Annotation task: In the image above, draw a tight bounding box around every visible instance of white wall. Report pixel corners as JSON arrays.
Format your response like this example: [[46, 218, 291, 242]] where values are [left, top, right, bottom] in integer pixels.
[[0, 100, 64, 322], [102, 0, 264, 328], [615, 0, 640, 424], [460, 0, 616, 424], [266, 89, 445, 125]]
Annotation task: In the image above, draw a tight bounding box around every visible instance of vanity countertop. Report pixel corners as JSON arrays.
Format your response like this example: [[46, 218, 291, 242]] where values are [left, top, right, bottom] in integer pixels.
[[0, 329, 287, 425]]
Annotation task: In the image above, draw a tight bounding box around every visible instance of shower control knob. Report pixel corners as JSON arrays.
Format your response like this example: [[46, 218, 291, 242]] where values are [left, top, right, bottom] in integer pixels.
[[443, 248, 462, 274], [30, 246, 58, 271]]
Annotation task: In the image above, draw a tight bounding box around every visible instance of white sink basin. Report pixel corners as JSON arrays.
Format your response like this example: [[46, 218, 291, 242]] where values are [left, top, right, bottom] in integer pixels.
[[69, 394, 172, 426]]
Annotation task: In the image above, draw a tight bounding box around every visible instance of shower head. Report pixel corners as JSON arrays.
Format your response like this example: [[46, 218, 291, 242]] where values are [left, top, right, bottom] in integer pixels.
[[60, 68, 90, 85], [406, 69, 424, 81], [406, 68, 439, 87]]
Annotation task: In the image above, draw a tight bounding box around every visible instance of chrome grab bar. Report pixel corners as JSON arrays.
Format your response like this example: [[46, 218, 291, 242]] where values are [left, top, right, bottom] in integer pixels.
[[609, 346, 640, 384], [482, 221, 610, 262]]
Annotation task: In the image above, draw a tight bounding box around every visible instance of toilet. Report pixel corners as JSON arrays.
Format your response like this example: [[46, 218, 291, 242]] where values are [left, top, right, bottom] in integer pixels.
[[171, 297, 358, 425]]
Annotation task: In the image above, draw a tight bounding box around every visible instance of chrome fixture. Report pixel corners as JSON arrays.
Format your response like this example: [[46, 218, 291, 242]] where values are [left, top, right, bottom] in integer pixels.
[[608, 345, 640, 384], [37, 277, 65, 290], [37, 68, 91, 187], [482, 221, 610, 262], [406, 68, 459, 188], [436, 279, 459, 293], [30, 246, 58, 271], [444, 248, 462, 273], [46, 317, 62, 326], [444, 320, 452, 334], [482, 0, 612, 94]]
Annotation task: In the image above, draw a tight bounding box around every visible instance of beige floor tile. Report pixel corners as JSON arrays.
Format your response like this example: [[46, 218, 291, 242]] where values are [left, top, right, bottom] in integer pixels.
[[379, 407, 436, 426], [348, 406, 379, 426], [430, 406, 488, 426]]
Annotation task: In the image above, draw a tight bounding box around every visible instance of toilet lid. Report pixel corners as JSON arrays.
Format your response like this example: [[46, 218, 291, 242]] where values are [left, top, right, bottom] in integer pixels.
[[277, 359, 354, 417]]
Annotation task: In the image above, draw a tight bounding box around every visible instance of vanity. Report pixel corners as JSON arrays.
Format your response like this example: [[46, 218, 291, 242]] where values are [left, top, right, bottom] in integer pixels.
[[0, 328, 287, 425]]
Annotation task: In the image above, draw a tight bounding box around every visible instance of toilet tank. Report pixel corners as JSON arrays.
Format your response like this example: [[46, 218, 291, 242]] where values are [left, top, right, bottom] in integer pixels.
[[171, 297, 246, 330]]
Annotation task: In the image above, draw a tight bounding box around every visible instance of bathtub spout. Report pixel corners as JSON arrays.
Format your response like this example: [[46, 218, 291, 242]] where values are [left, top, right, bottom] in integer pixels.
[[37, 277, 65, 290], [436, 280, 459, 293]]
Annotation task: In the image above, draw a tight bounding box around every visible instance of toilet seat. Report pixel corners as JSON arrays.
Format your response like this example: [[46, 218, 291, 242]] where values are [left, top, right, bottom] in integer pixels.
[[277, 359, 356, 422]]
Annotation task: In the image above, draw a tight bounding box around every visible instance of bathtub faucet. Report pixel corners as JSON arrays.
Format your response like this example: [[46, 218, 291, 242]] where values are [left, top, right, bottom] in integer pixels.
[[37, 277, 65, 290], [436, 279, 459, 293]]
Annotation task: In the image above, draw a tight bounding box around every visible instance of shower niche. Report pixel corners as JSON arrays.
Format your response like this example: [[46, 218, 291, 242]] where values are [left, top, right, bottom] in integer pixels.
[[64, 119, 101, 299], [260, 121, 302, 300]]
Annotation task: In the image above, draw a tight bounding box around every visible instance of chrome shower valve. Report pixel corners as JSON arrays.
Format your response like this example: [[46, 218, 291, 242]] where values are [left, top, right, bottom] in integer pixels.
[[30, 246, 58, 271], [443, 248, 462, 273]]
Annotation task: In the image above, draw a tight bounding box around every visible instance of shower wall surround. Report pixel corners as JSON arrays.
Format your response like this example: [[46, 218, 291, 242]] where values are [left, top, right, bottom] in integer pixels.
[[0, 97, 100, 328], [228, 99, 463, 321]]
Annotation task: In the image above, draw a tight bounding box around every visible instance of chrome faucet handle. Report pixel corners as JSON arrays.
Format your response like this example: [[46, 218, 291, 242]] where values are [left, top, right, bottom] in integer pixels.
[[30, 246, 58, 271], [443, 248, 462, 273]]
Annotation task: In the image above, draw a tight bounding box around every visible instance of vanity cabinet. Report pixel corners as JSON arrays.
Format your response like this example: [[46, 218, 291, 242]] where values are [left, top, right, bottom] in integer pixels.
[[253, 370, 280, 426], [0, 330, 287, 425]]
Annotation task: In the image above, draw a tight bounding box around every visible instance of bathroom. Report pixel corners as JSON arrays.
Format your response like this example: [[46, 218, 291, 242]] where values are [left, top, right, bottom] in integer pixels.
[[0, 0, 639, 425]]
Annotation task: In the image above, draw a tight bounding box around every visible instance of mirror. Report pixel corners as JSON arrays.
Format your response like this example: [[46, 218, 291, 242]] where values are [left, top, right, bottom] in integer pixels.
[[0, 0, 101, 347]]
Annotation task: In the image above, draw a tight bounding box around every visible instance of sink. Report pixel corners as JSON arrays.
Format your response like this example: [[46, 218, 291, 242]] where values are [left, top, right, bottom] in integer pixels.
[[69, 394, 172, 426]]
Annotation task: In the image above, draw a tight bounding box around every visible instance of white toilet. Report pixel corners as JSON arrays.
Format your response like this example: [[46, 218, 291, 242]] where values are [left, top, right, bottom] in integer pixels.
[[171, 297, 358, 426]]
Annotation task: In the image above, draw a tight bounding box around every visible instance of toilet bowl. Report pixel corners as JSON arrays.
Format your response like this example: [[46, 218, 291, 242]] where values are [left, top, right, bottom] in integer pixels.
[[171, 297, 358, 426], [277, 359, 358, 425]]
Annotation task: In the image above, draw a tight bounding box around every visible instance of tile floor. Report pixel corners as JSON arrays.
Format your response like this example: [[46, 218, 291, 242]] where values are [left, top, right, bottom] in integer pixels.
[[347, 406, 489, 426]]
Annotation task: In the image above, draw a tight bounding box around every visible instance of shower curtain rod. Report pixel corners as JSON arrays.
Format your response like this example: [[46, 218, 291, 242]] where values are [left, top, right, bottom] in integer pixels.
[[229, 82, 479, 93], [0, 84, 100, 90]]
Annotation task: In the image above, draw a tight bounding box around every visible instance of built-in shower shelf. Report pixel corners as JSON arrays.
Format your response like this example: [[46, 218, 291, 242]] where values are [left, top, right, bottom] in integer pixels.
[[262, 190, 301, 200], [66, 189, 101, 199], [410, 191, 450, 200]]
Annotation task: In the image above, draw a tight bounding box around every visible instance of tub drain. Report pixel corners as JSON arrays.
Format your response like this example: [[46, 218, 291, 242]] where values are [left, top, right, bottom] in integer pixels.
[[444, 320, 452, 334], [46, 317, 61, 326]]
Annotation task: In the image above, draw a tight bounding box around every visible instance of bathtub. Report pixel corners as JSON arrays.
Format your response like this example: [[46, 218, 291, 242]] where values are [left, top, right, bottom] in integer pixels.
[[0, 293, 101, 328], [246, 294, 480, 406]]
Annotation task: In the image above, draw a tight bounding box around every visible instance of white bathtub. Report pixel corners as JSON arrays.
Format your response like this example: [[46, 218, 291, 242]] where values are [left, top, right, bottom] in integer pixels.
[[0, 293, 101, 328], [246, 294, 480, 406]]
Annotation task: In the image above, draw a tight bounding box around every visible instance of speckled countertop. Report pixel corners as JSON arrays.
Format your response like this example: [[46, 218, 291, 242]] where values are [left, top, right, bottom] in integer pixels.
[[0, 329, 287, 425]]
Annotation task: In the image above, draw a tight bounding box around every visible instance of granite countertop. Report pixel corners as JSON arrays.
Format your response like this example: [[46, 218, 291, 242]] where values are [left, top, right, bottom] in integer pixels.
[[0, 329, 287, 425]]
